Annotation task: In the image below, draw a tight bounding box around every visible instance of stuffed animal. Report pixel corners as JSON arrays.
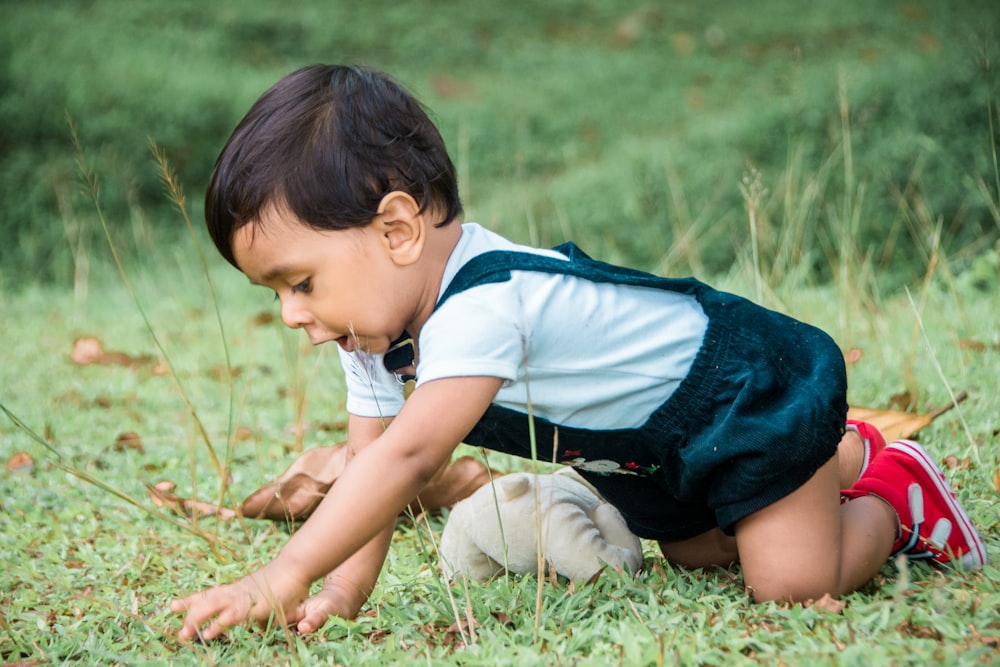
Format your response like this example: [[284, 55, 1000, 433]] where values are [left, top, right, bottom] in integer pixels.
[[439, 469, 643, 583]]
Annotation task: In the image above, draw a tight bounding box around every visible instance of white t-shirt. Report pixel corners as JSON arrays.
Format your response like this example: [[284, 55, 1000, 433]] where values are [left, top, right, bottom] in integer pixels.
[[339, 223, 708, 430]]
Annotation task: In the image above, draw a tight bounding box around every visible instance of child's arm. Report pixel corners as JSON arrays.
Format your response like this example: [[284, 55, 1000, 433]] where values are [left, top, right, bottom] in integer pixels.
[[289, 523, 394, 632], [170, 375, 503, 641], [286, 413, 394, 633]]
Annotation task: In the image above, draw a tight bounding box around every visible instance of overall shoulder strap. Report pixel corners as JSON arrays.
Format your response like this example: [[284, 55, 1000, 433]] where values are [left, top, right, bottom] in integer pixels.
[[435, 242, 704, 312]]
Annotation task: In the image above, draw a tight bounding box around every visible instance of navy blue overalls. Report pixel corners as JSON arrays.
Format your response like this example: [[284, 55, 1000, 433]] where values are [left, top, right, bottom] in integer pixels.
[[433, 243, 848, 541]]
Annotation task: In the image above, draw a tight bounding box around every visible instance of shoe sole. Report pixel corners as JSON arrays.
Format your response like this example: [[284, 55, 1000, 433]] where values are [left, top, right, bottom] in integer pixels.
[[891, 440, 988, 570]]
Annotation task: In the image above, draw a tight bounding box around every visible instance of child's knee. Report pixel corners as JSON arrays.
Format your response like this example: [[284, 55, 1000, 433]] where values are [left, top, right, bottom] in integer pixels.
[[743, 571, 838, 604]]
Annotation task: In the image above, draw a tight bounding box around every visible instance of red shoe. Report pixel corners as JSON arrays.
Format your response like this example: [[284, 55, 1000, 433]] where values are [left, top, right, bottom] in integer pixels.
[[842, 439, 987, 569], [846, 419, 887, 477]]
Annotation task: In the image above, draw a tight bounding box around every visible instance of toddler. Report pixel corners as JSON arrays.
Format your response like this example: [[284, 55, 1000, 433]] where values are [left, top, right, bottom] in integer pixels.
[[171, 64, 986, 641]]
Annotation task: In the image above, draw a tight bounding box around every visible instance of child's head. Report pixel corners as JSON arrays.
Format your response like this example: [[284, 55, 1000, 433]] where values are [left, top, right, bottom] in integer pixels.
[[206, 64, 462, 267]]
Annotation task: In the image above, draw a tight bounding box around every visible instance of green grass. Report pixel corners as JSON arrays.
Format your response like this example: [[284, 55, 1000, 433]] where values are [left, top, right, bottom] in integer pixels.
[[1, 213, 998, 664], [2, 0, 1000, 664]]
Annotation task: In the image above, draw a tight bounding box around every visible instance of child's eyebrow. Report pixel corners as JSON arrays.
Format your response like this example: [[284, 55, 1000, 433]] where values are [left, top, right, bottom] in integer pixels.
[[249, 265, 290, 285]]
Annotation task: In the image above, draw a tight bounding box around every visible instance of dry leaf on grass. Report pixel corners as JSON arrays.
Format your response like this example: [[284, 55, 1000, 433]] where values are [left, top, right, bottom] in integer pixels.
[[146, 480, 237, 520], [959, 339, 1000, 352], [138, 445, 495, 525], [239, 442, 498, 522], [249, 311, 274, 327], [897, 619, 943, 640], [6, 451, 35, 475], [943, 456, 972, 471], [843, 348, 863, 365], [238, 445, 345, 520], [847, 392, 967, 442], [69, 336, 155, 369], [113, 431, 144, 454]]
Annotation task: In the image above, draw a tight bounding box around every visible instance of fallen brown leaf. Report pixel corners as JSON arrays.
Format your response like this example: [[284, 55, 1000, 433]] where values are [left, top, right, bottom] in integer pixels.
[[69, 336, 154, 368], [445, 616, 478, 636], [441, 616, 478, 647], [113, 431, 144, 454], [210, 364, 242, 380], [847, 392, 967, 442], [897, 619, 942, 640], [233, 426, 254, 442], [250, 311, 274, 327], [363, 627, 392, 644], [959, 339, 1000, 352], [146, 480, 237, 520], [847, 407, 932, 442], [491, 611, 513, 627], [843, 348, 863, 365], [6, 451, 34, 475], [943, 456, 972, 471], [888, 390, 917, 412], [315, 420, 348, 433], [239, 443, 498, 522]]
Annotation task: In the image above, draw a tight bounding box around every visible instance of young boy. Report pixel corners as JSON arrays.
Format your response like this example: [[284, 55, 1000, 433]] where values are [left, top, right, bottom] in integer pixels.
[[170, 64, 987, 641]]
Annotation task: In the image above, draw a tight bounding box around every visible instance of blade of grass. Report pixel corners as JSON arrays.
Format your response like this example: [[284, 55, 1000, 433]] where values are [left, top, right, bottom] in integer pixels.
[[903, 287, 982, 471], [68, 118, 228, 488], [739, 161, 767, 304], [150, 141, 244, 524]]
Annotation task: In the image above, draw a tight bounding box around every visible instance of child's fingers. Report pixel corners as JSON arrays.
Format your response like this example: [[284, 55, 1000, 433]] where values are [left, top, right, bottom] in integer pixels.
[[170, 587, 252, 641], [295, 597, 337, 634], [169, 595, 196, 613], [200, 604, 250, 641], [281, 599, 308, 628], [169, 594, 208, 641]]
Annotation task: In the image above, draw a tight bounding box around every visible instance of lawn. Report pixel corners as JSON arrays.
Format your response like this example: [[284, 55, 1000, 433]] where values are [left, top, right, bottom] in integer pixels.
[[1, 1, 999, 665]]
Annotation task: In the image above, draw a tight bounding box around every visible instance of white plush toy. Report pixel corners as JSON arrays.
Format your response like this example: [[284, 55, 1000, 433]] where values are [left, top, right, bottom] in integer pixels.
[[439, 469, 643, 583]]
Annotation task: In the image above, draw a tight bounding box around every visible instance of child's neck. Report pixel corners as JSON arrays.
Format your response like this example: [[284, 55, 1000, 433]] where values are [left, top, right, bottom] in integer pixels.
[[405, 220, 463, 340]]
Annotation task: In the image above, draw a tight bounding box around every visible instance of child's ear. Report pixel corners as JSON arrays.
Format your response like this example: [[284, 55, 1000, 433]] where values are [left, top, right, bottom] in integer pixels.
[[375, 191, 425, 266]]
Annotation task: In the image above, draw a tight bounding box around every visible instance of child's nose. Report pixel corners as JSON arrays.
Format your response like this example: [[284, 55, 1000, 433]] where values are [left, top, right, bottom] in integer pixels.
[[280, 299, 312, 329]]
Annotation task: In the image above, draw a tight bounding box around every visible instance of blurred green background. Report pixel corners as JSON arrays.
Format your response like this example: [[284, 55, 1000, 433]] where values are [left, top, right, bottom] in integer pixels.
[[1, 0, 998, 288]]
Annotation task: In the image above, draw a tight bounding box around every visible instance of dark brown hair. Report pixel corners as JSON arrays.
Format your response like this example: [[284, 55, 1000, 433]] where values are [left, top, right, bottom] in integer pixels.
[[205, 64, 462, 266]]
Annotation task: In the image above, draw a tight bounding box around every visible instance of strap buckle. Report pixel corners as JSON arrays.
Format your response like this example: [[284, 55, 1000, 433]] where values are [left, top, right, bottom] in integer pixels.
[[383, 332, 415, 385]]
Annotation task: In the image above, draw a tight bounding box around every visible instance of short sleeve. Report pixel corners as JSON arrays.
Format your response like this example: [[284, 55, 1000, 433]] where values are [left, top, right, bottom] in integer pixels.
[[337, 345, 406, 418]]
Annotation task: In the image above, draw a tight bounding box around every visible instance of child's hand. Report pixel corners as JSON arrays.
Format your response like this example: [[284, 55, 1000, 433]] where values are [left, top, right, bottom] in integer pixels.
[[170, 562, 311, 641], [287, 580, 365, 634]]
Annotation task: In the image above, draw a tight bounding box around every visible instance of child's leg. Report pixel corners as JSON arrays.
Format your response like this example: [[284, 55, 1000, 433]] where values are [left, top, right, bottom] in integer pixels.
[[659, 426, 881, 571], [735, 453, 898, 602], [658, 527, 739, 569], [837, 428, 865, 488], [839, 420, 887, 486]]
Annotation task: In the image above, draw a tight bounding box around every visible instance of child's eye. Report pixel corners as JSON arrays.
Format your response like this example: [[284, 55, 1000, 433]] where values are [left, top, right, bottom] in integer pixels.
[[291, 278, 312, 295]]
